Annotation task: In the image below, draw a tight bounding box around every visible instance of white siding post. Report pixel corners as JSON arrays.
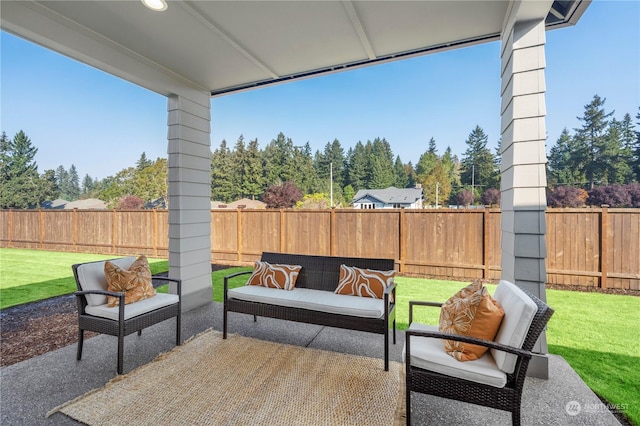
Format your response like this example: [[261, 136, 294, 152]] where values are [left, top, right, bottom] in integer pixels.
[[500, 18, 549, 378], [167, 93, 212, 311]]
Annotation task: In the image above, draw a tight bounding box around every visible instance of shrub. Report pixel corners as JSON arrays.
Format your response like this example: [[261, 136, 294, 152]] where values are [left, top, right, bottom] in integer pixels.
[[480, 188, 500, 206], [626, 183, 640, 207], [455, 189, 475, 207], [588, 185, 632, 207], [118, 195, 144, 209], [262, 181, 303, 208], [548, 186, 588, 208]]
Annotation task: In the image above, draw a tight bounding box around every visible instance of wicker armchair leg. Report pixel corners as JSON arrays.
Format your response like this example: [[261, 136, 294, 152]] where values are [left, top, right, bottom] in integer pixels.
[[384, 331, 389, 371], [512, 407, 521, 426], [77, 329, 84, 361], [405, 377, 412, 426], [117, 334, 124, 375], [138, 330, 142, 336], [176, 315, 181, 345]]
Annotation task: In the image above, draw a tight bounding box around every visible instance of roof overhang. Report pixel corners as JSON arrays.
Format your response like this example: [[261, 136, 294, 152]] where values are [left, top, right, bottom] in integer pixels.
[[1, 0, 590, 98]]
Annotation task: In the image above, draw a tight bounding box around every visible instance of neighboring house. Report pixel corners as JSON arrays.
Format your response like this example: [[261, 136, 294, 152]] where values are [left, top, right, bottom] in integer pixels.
[[211, 198, 266, 209], [64, 198, 108, 209], [41, 198, 107, 209], [352, 187, 423, 209]]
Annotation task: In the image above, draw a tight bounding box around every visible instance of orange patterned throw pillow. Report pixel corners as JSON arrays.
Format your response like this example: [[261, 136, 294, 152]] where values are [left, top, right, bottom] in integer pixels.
[[335, 265, 395, 301], [246, 261, 302, 290], [439, 280, 505, 361], [104, 255, 156, 307]]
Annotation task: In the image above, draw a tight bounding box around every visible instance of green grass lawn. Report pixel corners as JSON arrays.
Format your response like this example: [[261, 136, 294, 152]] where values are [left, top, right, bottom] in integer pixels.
[[2, 248, 638, 424]]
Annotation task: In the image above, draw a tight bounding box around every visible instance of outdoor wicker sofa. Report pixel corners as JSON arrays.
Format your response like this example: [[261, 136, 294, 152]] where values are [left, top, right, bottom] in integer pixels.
[[404, 280, 554, 426], [223, 252, 396, 371], [72, 257, 182, 375]]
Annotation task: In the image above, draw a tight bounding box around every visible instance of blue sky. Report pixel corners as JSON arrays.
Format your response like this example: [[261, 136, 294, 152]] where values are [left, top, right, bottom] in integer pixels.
[[1, 0, 639, 181]]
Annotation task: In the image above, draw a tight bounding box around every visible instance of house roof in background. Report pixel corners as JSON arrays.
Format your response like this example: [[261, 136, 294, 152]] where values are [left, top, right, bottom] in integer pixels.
[[353, 187, 423, 204]]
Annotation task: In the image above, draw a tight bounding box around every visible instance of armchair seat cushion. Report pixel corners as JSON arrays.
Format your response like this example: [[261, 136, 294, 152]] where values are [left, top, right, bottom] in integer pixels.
[[405, 323, 507, 388], [85, 293, 179, 321]]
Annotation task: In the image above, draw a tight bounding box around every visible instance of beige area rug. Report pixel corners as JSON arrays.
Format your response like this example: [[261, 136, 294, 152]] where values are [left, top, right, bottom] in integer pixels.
[[48, 330, 406, 426]]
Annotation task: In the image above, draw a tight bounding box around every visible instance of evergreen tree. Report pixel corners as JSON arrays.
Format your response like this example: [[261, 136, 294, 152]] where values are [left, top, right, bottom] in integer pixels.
[[242, 138, 265, 200], [136, 152, 153, 171], [0, 131, 42, 209], [631, 108, 640, 181], [67, 165, 81, 200], [368, 138, 394, 189], [211, 139, 235, 202], [547, 128, 586, 186], [232, 135, 249, 199], [345, 142, 368, 191], [263, 132, 295, 186], [393, 156, 409, 188], [415, 138, 439, 180], [606, 119, 632, 184], [573, 95, 615, 189], [460, 125, 499, 194], [81, 174, 95, 195], [40, 169, 60, 202], [291, 143, 316, 195]]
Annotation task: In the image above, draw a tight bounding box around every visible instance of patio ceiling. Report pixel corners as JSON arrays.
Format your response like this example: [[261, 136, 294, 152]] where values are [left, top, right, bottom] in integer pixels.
[[1, 0, 589, 98]]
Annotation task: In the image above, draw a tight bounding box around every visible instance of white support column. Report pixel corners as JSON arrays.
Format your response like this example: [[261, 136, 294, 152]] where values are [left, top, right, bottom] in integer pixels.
[[500, 18, 549, 378], [167, 93, 212, 311]]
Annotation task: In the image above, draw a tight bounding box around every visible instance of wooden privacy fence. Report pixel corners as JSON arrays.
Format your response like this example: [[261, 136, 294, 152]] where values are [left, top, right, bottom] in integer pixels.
[[1, 208, 638, 290]]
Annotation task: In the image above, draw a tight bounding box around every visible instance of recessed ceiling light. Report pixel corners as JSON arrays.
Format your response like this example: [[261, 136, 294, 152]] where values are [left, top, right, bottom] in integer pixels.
[[141, 0, 167, 12]]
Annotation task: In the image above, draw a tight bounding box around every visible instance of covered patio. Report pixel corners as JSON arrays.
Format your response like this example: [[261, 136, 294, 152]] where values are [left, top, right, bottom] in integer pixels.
[[1, 0, 600, 422]]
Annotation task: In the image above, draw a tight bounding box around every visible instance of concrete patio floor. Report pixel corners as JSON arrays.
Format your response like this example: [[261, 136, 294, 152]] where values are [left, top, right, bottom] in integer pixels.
[[0, 301, 621, 425]]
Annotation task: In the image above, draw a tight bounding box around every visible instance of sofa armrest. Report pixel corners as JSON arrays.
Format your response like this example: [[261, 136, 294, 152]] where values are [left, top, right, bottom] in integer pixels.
[[405, 327, 532, 359], [224, 270, 253, 300]]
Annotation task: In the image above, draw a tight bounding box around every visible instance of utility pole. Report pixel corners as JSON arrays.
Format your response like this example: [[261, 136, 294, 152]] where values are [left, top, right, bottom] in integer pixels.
[[436, 182, 439, 208], [330, 162, 333, 208], [471, 164, 475, 194]]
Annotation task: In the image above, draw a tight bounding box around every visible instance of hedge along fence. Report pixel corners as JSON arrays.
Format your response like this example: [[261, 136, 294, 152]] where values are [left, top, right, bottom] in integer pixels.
[[1, 207, 638, 290]]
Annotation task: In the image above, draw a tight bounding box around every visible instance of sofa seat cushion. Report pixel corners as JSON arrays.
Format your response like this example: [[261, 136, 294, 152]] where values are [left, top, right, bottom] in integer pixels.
[[405, 322, 507, 388], [75, 257, 136, 306], [228, 286, 385, 319], [85, 293, 179, 321], [490, 280, 538, 374]]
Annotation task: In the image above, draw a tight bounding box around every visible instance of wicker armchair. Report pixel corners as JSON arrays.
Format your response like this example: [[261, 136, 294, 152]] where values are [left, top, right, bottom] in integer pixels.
[[404, 280, 554, 426], [72, 257, 182, 375]]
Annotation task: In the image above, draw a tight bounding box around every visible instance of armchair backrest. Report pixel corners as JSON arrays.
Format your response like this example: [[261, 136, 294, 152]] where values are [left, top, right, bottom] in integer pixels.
[[73, 257, 136, 306], [490, 280, 540, 374]]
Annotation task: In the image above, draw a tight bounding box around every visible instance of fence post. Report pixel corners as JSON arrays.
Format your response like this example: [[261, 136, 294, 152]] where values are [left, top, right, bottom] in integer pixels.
[[600, 206, 609, 289], [153, 209, 158, 257], [399, 208, 405, 273], [237, 208, 242, 263], [39, 209, 44, 249], [8, 209, 13, 247], [112, 209, 117, 254], [483, 209, 490, 280], [280, 209, 285, 253], [330, 208, 336, 256], [73, 208, 79, 251]]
